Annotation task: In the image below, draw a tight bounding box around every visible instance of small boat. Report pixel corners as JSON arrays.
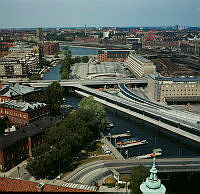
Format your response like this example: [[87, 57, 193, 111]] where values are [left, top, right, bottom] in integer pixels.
[[106, 131, 131, 139], [136, 148, 162, 159], [116, 137, 140, 145], [116, 138, 148, 148]]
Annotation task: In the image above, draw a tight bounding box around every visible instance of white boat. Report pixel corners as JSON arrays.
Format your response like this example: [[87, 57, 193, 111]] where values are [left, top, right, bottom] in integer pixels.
[[116, 139, 148, 148], [136, 148, 162, 159]]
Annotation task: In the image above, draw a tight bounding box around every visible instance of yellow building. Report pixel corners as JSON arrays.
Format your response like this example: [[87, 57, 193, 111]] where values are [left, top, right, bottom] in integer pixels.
[[147, 74, 200, 103], [127, 53, 156, 78]]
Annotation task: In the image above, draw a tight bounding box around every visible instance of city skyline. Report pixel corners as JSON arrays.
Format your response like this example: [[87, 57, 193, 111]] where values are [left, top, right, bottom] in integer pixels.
[[0, 0, 200, 28]]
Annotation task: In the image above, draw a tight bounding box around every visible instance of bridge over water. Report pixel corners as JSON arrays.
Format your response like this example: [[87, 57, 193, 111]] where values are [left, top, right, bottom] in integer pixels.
[[74, 85, 200, 144]]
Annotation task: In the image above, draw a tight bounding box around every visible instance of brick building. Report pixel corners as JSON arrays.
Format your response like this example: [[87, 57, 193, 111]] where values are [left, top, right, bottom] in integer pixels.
[[98, 49, 134, 62], [0, 100, 49, 126], [0, 117, 60, 171], [42, 42, 60, 56], [0, 83, 42, 103]]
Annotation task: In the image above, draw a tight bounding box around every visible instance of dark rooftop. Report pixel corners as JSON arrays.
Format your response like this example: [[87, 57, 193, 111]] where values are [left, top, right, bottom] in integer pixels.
[[0, 116, 61, 150]]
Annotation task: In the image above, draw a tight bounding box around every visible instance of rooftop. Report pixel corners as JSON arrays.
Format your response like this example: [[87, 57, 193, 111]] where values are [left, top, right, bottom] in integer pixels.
[[0, 100, 47, 112], [0, 116, 60, 150], [0, 177, 94, 192], [0, 83, 40, 97], [149, 74, 200, 82], [129, 53, 152, 63]]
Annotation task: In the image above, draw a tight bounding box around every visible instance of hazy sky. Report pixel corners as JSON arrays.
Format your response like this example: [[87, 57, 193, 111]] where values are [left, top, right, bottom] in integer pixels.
[[1, 0, 200, 28]]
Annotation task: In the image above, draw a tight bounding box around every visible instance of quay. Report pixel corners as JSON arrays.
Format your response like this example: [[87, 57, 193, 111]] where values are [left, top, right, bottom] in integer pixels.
[[100, 133, 124, 160]]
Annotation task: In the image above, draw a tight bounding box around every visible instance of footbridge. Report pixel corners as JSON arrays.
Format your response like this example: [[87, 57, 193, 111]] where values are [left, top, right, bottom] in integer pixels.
[[74, 84, 200, 144]]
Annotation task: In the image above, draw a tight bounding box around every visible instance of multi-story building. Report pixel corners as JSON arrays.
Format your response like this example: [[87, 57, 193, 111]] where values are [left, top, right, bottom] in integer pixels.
[[0, 50, 39, 78], [0, 117, 59, 171], [42, 42, 60, 56], [147, 74, 200, 103], [0, 83, 42, 103], [98, 49, 134, 62], [127, 53, 156, 78], [0, 100, 49, 126]]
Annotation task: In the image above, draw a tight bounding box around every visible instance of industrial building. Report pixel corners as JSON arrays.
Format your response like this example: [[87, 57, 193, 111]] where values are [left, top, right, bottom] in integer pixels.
[[147, 74, 200, 103], [127, 52, 156, 78]]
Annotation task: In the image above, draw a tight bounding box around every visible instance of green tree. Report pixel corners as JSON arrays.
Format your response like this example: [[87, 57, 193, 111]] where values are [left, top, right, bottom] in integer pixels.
[[79, 96, 106, 122], [0, 117, 7, 136], [26, 109, 99, 179], [44, 81, 64, 116], [29, 74, 41, 80], [130, 165, 149, 194], [40, 58, 50, 68], [81, 56, 89, 63]]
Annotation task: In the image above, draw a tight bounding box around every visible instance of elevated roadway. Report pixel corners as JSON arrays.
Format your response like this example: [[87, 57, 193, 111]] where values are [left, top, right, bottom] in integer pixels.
[[7, 78, 147, 88], [63, 157, 200, 185], [74, 85, 200, 144]]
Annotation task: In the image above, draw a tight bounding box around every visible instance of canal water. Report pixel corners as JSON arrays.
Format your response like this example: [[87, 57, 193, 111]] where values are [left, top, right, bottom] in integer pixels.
[[43, 47, 200, 159], [60, 46, 98, 56]]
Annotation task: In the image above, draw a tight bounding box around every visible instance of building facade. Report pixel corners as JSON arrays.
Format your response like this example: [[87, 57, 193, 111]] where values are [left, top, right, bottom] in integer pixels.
[[147, 74, 200, 103], [127, 53, 156, 78], [0, 117, 59, 171], [42, 42, 60, 56], [0, 100, 49, 126], [0, 50, 39, 78], [0, 83, 42, 103], [98, 49, 134, 62]]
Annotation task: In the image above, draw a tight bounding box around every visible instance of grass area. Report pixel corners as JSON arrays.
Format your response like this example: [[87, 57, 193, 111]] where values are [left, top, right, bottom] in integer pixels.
[[77, 155, 114, 167]]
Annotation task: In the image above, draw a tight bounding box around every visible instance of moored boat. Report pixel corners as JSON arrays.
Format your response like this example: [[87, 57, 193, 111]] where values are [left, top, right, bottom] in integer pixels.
[[136, 148, 162, 159]]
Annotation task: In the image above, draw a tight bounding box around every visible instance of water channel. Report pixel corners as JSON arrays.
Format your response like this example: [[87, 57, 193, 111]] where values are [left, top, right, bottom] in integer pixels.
[[43, 47, 200, 159]]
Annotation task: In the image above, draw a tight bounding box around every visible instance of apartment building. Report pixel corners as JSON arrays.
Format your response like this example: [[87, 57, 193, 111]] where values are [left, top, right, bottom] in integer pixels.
[[0, 100, 49, 126], [127, 53, 156, 78], [0, 117, 59, 171], [147, 74, 200, 103], [0, 50, 39, 78], [0, 83, 42, 103]]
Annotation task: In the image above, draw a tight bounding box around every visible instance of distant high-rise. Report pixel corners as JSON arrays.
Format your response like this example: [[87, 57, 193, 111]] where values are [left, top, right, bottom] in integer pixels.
[[36, 28, 43, 41]]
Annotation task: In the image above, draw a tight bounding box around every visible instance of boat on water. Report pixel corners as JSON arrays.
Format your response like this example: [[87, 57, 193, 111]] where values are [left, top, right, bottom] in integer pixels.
[[116, 138, 148, 148], [106, 131, 131, 139], [136, 148, 162, 159], [116, 137, 140, 145]]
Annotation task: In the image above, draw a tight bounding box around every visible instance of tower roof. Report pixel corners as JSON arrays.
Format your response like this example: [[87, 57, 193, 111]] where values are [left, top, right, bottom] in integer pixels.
[[140, 156, 166, 193]]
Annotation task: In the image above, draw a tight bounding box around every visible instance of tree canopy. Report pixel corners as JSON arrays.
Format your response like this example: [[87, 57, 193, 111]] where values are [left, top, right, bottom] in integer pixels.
[[79, 96, 106, 122], [26, 108, 100, 179], [44, 81, 64, 116], [129, 165, 149, 194]]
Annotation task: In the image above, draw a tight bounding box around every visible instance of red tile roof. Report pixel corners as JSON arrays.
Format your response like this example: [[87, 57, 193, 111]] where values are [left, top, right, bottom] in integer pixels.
[[0, 177, 95, 192]]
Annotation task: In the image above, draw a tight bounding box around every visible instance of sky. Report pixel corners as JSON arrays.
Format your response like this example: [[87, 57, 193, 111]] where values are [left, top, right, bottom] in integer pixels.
[[0, 0, 200, 28]]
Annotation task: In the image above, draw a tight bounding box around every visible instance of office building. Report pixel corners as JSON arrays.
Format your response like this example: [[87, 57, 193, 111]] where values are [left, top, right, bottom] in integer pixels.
[[147, 74, 200, 103], [127, 53, 156, 78]]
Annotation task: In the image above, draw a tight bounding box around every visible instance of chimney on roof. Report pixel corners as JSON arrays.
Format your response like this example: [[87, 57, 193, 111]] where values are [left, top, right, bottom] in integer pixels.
[[37, 182, 45, 192]]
